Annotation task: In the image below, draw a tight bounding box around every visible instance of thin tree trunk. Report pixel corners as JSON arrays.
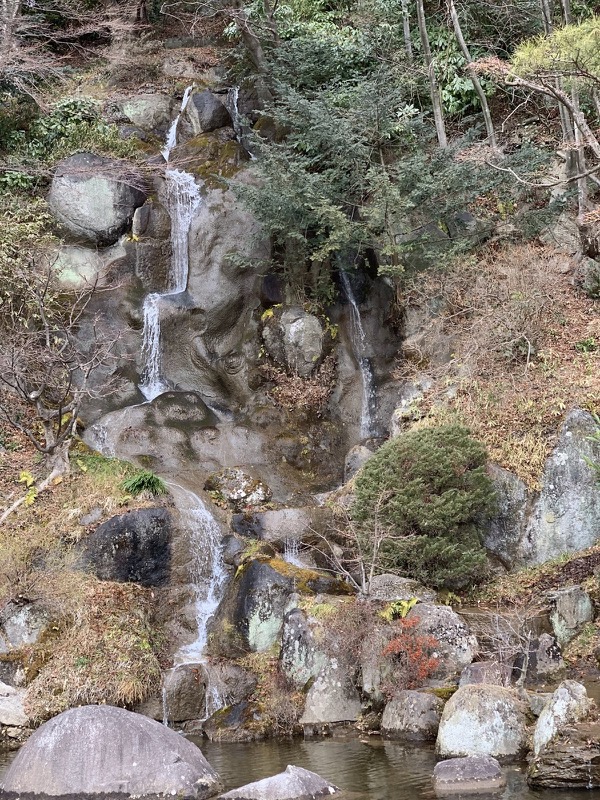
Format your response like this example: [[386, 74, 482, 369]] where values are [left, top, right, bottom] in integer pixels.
[[401, 0, 412, 62], [416, 0, 447, 148], [448, 0, 497, 148], [540, 0, 553, 34]]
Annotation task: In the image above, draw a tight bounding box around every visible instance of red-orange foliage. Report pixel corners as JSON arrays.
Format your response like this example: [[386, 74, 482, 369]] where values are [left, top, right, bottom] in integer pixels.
[[381, 616, 440, 692]]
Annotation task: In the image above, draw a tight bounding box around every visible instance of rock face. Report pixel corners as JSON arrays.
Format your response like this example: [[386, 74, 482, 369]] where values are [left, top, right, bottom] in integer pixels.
[[220, 765, 339, 800], [0, 603, 48, 654], [528, 722, 600, 789], [1, 705, 221, 798], [263, 307, 324, 378], [547, 587, 594, 647], [161, 664, 207, 724], [408, 604, 477, 677], [205, 469, 272, 511], [519, 409, 600, 565], [280, 609, 327, 689], [299, 662, 362, 727], [52, 245, 104, 289], [433, 755, 506, 796], [0, 681, 28, 727], [231, 507, 332, 546], [48, 153, 146, 245], [436, 685, 527, 760], [532, 680, 591, 757], [367, 575, 436, 603], [80, 508, 171, 587], [121, 93, 174, 134], [185, 90, 231, 134], [381, 690, 444, 740], [484, 464, 530, 570], [459, 662, 512, 688]]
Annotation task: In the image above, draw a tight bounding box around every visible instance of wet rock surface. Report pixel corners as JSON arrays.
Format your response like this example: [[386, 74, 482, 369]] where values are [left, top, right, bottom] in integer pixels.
[[433, 755, 506, 795], [219, 765, 339, 800], [528, 721, 600, 789], [381, 690, 444, 740]]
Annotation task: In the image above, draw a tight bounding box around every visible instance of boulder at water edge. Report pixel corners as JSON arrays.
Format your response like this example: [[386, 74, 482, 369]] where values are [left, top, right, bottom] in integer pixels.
[[219, 765, 339, 800], [381, 690, 444, 741], [436, 685, 527, 760], [433, 755, 506, 795], [1, 705, 222, 798]]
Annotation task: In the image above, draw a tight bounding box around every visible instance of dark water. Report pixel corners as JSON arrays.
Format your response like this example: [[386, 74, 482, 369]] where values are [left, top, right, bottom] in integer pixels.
[[2, 736, 600, 800]]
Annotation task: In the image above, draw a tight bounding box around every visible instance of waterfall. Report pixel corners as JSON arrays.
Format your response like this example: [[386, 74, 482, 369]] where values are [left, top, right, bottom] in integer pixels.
[[170, 485, 227, 664], [139, 87, 201, 401], [283, 538, 303, 568], [228, 86, 242, 141], [340, 271, 377, 439]]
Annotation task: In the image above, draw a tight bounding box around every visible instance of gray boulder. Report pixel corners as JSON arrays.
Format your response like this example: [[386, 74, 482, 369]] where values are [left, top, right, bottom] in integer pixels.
[[185, 90, 231, 134], [344, 445, 373, 481], [433, 755, 506, 796], [52, 245, 104, 290], [381, 690, 444, 740], [528, 721, 600, 789], [576, 256, 600, 299], [80, 507, 171, 587], [367, 575, 436, 603], [484, 464, 530, 570], [1, 705, 221, 798], [299, 661, 362, 727], [205, 468, 272, 512], [48, 153, 146, 245], [263, 307, 324, 378], [519, 409, 600, 565], [532, 680, 592, 757], [160, 664, 208, 724], [521, 633, 565, 682], [408, 604, 478, 677], [121, 94, 174, 134], [231, 507, 331, 546], [0, 603, 48, 654], [547, 586, 594, 647], [219, 765, 339, 800], [436, 685, 528, 759], [280, 608, 327, 689], [459, 661, 512, 688], [0, 681, 28, 727]]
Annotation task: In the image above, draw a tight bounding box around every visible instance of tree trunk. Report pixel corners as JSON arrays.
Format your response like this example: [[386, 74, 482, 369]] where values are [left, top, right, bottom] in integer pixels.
[[416, 0, 447, 148], [400, 0, 412, 62], [448, 0, 497, 148]]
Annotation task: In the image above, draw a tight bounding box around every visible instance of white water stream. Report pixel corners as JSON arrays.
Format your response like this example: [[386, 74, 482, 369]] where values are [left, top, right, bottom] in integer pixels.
[[139, 88, 202, 401], [340, 271, 377, 439]]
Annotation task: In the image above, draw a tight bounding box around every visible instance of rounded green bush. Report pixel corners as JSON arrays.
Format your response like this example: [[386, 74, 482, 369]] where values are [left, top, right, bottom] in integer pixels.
[[351, 424, 496, 589]]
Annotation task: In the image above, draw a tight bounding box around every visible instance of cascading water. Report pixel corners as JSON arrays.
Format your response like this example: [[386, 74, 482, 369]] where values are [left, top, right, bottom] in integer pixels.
[[340, 271, 377, 440], [139, 87, 202, 401], [228, 86, 242, 141]]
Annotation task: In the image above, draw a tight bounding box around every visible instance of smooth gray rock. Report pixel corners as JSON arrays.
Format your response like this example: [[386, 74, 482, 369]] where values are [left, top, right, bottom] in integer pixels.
[[48, 153, 146, 245], [522, 633, 565, 681], [52, 245, 104, 289], [231, 507, 331, 545], [436, 685, 527, 759], [121, 94, 174, 134], [161, 664, 207, 724], [299, 662, 362, 726], [343, 445, 373, 481], [519, 409, 600, 565], [281, 308, 324, 378], [381, 690, 444, 740], [547, 586, 594, 647], [219, 765, 339, 800], [1, 705, 221, 797], [533, 680, 592, 757], [433, 755, 506, 795], [459, 661, 512, 688], [539, 211, 581, 254], [408, 604, 478, 677], [0, 681, 28, 727], [0, 603, 48, 654], [185, 90, 231, 134]]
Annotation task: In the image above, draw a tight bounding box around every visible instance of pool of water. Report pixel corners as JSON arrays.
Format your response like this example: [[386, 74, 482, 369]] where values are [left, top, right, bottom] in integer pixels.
[[1, 735, 599, 799]]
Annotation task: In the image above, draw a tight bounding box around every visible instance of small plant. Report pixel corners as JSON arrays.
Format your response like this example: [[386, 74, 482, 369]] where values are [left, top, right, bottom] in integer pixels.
[[576, 337, 598, 353], [120, 469, 168, 497], [378, 597, 418, 622], [381, 616, 440, 694]]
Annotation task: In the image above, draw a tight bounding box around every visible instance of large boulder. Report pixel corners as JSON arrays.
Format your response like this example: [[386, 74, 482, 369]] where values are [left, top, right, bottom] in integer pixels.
[[408, 604, 478, 678], [459, 662, 512, 688], [80, 507, 171, 587], [280, 608, 327, 689], [263, 307, 324, 378], [484, 464, 531, 570], [381, 690, 444, 741], [185, 90, 231, 134], [433, 755, 506, 796], [231, 507, 332, 547], [48, 153, 146, 245], [436, 685, 528, 760], [546, 587, 594, 647], [0, 603, 48, 654], [299, 662, 362, 728], [0, 705, 221, 798], [219, 765, 339, 800], [367, 575, 436, 603], [532, 680, 592, 757], [121, 93, 174, 134], [0, 681, 28, 727], [519, 409, 600, 565], [52, 245, 104, 290], [528, 722, 600, 789]]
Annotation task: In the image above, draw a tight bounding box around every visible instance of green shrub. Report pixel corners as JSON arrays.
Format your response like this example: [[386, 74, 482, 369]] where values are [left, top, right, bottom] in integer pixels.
[[120, 469, 168, 497], [351, 424, 496, 589]]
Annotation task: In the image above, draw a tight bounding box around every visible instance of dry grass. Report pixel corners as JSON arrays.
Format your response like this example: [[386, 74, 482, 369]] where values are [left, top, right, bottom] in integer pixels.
[[25, 577, 162, 722], [259, 353, 337, 418], [397, 243, 600, 487]]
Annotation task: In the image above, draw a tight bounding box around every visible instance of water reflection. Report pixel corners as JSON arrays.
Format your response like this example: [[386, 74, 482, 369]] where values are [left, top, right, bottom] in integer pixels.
[[2, 736, 600, 800]]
